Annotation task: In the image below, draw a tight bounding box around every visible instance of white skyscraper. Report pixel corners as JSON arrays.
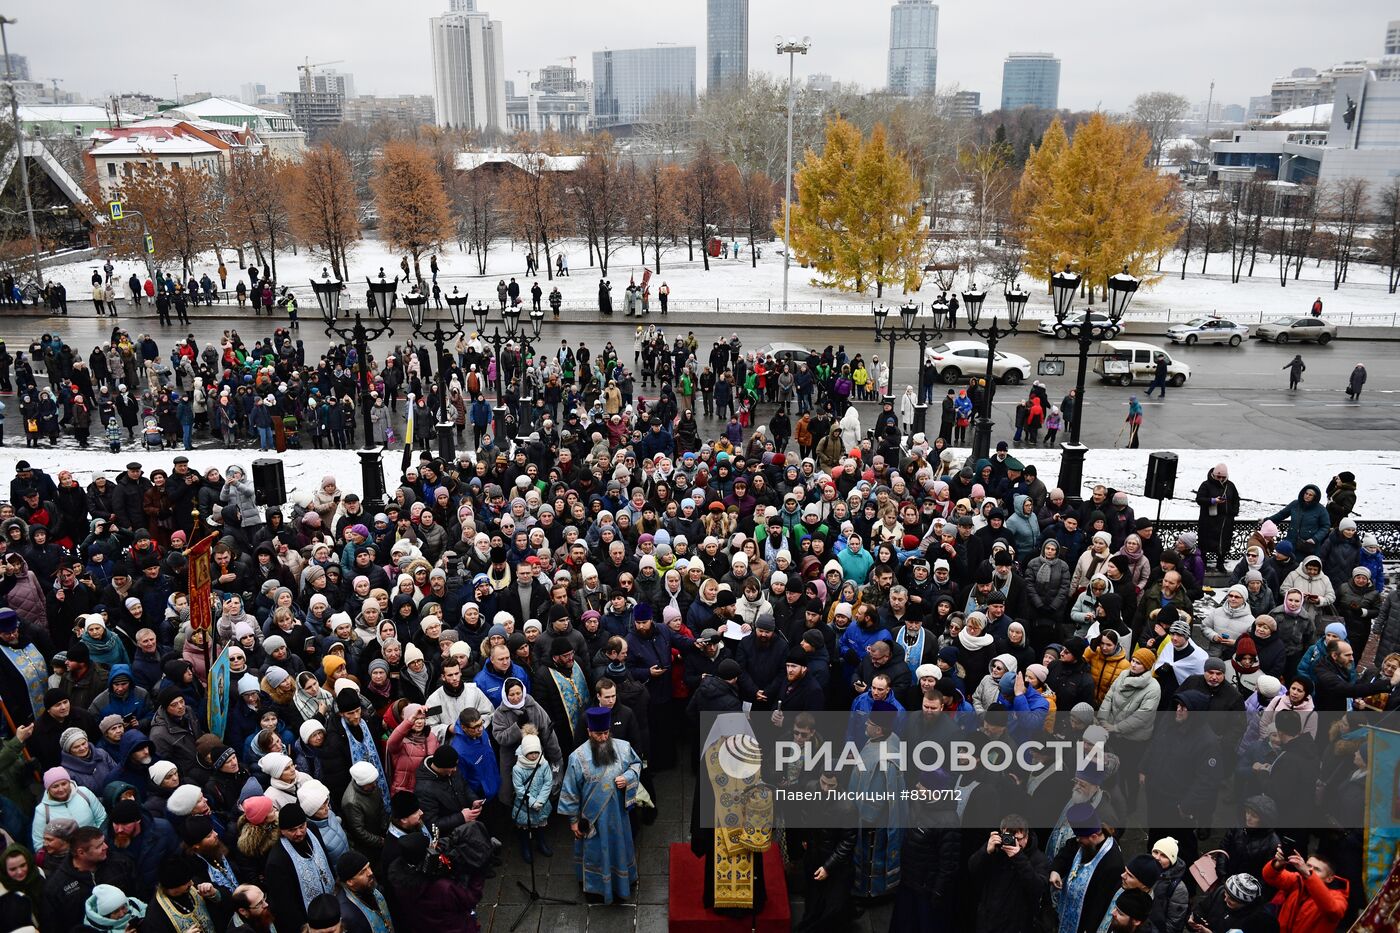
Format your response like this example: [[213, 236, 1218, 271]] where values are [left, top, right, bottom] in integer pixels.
[[430, 1, 507, 131], [1388, 20, 1400, 56], [887, 0, 938, 97]]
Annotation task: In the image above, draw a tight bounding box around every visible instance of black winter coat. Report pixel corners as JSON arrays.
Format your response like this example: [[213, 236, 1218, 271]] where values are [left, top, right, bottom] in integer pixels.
[[967, 832, 1052, 933]]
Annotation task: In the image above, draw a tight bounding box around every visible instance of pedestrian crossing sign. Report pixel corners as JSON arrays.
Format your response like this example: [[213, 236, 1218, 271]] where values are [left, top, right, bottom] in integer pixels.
[[109, 201, 123, 221], [145, 234, 155, 254]]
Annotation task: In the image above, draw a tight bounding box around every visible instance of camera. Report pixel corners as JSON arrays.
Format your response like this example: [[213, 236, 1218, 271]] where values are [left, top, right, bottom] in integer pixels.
[[1000, 832, 1017, 848]]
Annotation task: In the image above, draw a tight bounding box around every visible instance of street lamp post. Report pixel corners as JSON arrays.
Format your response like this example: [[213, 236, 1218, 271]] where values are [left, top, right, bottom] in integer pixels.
[[872, 299, 941, 434], [407, 285, 470, 462], [964, 281, 1027, 464], [0, 17, 44, 293], [1054, 266, 1138, 500], [776, 35, 811, 315], [313, 268, 398, 504], [472, 300, 545, 444]]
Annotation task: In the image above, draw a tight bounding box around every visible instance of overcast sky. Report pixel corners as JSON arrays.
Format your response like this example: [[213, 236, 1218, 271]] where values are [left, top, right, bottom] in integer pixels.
[[9, 0, 1395, 112]]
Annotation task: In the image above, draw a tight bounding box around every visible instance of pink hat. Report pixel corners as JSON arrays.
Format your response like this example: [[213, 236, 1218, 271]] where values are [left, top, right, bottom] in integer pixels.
[[43, 766, 71, 789], [1260, 520, 1279, 539], [971, 484, 985, 498], [242, 796, 274, 826], [663, 606, 682, 624]]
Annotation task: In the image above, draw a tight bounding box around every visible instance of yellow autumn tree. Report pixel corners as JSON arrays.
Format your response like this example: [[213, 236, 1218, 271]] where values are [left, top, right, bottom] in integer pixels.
[[1015, 114, 1180, 299], [782, 119, 923, 295], [372, 140, 453, 286], [854, 124, 925, 297]]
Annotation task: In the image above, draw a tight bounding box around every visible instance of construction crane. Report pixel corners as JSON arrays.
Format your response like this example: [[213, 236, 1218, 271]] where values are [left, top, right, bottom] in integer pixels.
[[557, 55, 577, 68], [517, 69, 534, 92], [298, 57, 345, 89]]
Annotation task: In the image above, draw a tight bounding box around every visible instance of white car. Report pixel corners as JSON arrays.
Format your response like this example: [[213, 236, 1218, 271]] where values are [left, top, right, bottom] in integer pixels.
[[1166, 317, 1249, 346], [1036, 312, 1124, 340], [927, 341, 1033, 385]]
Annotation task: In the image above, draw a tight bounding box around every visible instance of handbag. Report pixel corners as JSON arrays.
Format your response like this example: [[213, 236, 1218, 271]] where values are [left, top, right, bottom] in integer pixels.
[[25, 418, 37, 433], [1189, 849, 1226, 892]]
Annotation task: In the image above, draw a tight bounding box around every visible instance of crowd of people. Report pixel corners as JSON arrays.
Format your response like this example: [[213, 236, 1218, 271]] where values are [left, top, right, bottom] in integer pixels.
[[0, 315, 1395, 933]]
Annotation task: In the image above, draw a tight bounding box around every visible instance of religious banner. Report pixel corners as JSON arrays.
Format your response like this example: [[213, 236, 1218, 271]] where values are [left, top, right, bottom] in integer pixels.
[[185, 532, 220, 631], [208, 646, 232, 742], [1364, 727, 1400, 900]]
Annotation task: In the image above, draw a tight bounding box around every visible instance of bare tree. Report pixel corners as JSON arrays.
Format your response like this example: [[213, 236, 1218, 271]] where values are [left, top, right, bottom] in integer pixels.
[[1178, 188, 1201, 280], [571, 135, 630, 276], [452, 169, 499, 275], [1276, 186, 1319, 286], [1131, 91, 1191, 167], [501, 150, 566, 279], [685, 142, 726, 271], [959, 139, 1016, 281], [735, 167, 778, 267], [1323, 178, 1369, 289], [626, 157, 684, 273], [633, 93, 696, 160], [1377, 178, 1400, 294]]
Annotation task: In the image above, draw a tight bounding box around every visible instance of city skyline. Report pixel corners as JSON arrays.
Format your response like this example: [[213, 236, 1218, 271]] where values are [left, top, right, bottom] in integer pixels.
[[4, 0, 1395, 113]]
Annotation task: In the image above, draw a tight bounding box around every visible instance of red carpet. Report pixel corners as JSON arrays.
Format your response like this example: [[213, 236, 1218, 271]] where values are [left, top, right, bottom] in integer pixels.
[[667, 843, 791, 933]]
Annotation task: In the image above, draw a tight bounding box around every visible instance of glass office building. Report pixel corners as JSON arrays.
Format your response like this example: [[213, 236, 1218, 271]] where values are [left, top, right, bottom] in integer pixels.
[[592, 46, 696, 128], [1001, 52, 1061, 110], [887, 0, 938, 96], [707, 0, 749, 92]]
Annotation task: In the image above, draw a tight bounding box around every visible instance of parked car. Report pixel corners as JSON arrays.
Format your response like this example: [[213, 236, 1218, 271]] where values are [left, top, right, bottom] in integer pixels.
[[927, 340, 1033, 385], [1037, 311, 1124, 340], [1166, 316, 1250, 346], [754, 342, 812, 366], [1253, 317, 1338, 344], [1093, 340, 1192, 387]]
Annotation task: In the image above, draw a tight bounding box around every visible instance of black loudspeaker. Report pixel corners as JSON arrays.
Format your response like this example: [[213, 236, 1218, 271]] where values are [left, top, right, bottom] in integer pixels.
[[1144, 451, 1178, 500], [252, 458, 287, 507]]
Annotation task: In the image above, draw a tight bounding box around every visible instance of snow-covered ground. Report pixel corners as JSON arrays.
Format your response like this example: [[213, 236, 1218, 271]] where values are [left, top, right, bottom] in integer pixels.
[[44, 237, 1400, 324], [2, 445, 1395, 523]]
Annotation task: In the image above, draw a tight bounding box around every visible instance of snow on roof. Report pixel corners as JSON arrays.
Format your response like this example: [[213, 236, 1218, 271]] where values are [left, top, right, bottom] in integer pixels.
[[89, 134, 222, 157], [454, 151, 585, 174], [1267, 103, 1333, 126], [17, 104, 137, 124], [170, 96, 287, 120], [119, 116, 232, 134]]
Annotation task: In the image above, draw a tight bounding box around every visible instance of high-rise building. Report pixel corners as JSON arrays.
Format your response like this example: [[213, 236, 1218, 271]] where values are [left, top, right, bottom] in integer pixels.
[[1387, 20, 1400, 56], [430, 1, 507, 131], [343, 94, 437, 128], [311, 70, 355, 101], [706, 0, 748, 92], [887, 0, 938, 96], [2, 53, 28, 81], [592, 46, 696, 129], [287, 67, 347, 141], [537, 65, 578, 94], [1000, 53, 1060, 110]]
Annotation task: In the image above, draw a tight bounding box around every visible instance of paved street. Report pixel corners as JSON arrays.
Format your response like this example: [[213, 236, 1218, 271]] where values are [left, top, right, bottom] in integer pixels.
[[3, 308, 1397, 453]]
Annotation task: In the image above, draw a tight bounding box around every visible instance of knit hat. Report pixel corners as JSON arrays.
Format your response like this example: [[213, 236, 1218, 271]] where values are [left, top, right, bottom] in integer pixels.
[[336, 688, 360, 713], [1152, 836, 1180, 865], [336, 849, 371, 884], [263, 634, 287, 654], [350, 761, 379, 787], [259, 752, 293, 778], [299, 719, 326, 743], [1340, 517, 1357, 532], [1025, 663, 1048, 685], [42, 817, 79, 840], [42, 766, 71, 789], [278, 802, 308, 829], [1224, 873, 1261, 904], [1325, 621, 1348, 639], [1168, 619, 1191, 637], [149, 760, 178, 785], [914, 663, 941, 681], [1132, 648, 1157, 668], [242, 796, 274, 825], [166, 784, 202, 816], [264, 666, 291, 689], [1116, 888, 1153, 921], [99, 714, 124, 735], [1204, 657, 1228, 673], [519, 732, 543, 759], [998, 671, 1018, 696], [60, 727, 87, 753], [717, 659, 743, 680], [237, 674, 260, 695], [1126, 853, 1163, 887], [1070, 702, 1095, 728], [297, 779, 331, 815], [404, 642, 425, 664], [213, 745, 238, 771], [1082, 725, 1109, 747], [1255, 675, 1283, 699]]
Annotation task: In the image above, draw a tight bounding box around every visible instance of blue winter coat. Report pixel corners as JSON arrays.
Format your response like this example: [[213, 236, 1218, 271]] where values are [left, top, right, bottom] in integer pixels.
[[1268, 484, 1331, 547]]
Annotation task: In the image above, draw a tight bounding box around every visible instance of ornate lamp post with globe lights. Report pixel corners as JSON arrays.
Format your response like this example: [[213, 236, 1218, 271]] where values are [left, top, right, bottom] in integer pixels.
[[471, 300, 545, 442], [872, 298, 941, 433], [1053, 265, 1139, 500], [312, 267, 399, 502], [406, 284, 472, 461], [963, 281, 1028, 464]]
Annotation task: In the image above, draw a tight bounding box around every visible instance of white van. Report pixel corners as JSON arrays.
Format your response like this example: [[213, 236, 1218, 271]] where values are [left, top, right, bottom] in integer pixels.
[[1093, 340, 1192, 387]]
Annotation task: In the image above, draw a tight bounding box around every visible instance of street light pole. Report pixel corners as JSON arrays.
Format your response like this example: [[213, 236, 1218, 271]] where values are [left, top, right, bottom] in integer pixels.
[[0, 17, 44, 293], [776, 35, 810, 315], [963, 282, 1027, 465], [471, 300, 545, 445], [408, 285, 470, 462], [1054, 265, 1138, 500], [872, 299, 941, 432], [313, 268, 397, 503]]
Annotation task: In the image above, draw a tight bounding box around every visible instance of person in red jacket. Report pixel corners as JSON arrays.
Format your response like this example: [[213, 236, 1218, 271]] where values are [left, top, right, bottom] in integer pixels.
[[1262, 847, 1348, 933]]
